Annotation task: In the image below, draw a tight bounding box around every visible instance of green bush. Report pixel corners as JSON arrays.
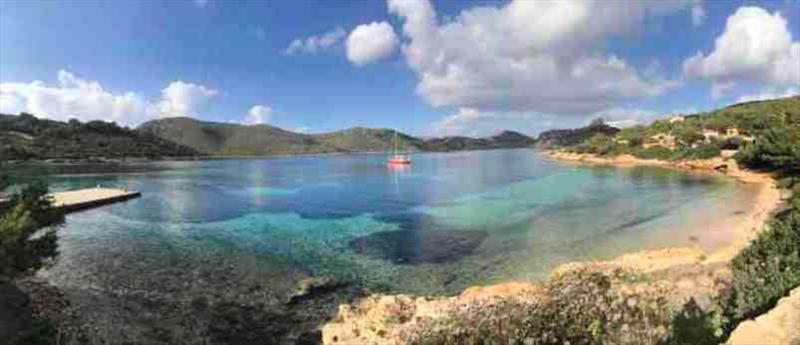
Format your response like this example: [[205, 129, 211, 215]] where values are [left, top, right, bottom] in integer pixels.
[[726, 188, 800, 321], [671, 145, 721, 161], [736, 127, 800, 174], [0, 179, 62, 279]]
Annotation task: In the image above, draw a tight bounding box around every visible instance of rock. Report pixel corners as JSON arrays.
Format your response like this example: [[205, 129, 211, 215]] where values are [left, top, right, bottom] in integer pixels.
[[288, 277, 346, 305], [349, 229, 488, 264], [727, 287, 800, 345], [0, 281, 32, 342], [296, 330, 322, 345]]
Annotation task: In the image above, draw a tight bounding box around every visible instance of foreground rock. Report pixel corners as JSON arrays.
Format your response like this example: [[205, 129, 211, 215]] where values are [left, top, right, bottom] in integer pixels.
[[0, 281, 31, 343], [727, 286, 800, 345]]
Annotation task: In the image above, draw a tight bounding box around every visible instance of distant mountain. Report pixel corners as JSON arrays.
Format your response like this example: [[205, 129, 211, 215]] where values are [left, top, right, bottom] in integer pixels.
[[0, 113, 198, 161], [137, 117, 333, 156], [534, 120, 620, 149], [138, 117, 536, 155]]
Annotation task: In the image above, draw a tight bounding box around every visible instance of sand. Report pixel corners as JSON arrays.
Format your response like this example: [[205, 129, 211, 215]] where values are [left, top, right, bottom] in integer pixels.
[[544, 150, 783, 272]]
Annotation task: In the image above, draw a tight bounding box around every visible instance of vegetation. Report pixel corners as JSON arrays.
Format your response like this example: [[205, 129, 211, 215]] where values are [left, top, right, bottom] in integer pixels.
[[735, 127, 800, 175], [0, 169, 62, 280], [0, 113, 199, 160], [535, 118, 620, 149], [724, 184, 800, 324], [561, 95, 800, 164]]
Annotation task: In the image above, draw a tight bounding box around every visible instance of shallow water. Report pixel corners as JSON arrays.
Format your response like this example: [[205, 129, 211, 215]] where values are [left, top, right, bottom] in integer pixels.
[[42, 149, 758, 295]]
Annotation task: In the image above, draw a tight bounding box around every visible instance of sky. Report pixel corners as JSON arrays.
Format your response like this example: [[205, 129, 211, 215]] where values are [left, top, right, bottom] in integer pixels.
[[0, 0, 798, 137]]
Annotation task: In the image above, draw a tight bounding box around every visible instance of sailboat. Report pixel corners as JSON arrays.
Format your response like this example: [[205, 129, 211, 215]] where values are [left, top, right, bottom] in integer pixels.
[[387, 130, 412, 165]]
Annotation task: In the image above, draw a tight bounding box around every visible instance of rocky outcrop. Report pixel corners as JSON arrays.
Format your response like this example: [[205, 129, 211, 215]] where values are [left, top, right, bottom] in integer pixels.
[[0, 281, 32, 343], [727, 286, 800, 345], [322, 261, 732, 345]]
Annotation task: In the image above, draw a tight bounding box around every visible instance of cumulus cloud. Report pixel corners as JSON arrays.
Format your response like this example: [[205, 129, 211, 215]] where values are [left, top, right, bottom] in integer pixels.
[[736, 87, 799, 103], [432, 108, 562, 137], [157, 81, 218, 117], [683, 6, 800, 97], [0, 70, 218, 126], [387, 0, 685, 115], [285, 28, 347, 55], [243, 105, 272, 125], [346, 22, 399, 66], [592, 108, 665, 128]]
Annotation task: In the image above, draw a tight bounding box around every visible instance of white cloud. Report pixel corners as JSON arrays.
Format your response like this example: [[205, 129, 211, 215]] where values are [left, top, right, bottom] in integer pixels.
[[244, 105, 272, 125], [0, 70, 218, 126], [592, 108, 663, 128], [346, 22, 399, 66], [387, 0, 685, 115], [691, 1, 707, 27], [432, 107, 562, 137], [683, 6, 800, 97], [157, 81, 218, 117], [736, 87, 799, 103], [295, 126, 310, 134], [285, 28, 347, 55]]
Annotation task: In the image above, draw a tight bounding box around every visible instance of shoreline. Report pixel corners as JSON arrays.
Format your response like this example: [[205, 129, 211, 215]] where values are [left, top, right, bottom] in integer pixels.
[[542, 150, 782, 271], [321, 150, 786, 344]]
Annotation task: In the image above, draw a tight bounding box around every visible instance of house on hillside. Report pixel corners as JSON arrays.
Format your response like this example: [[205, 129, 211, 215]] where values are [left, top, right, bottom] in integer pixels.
[[643, 133, 676, 149], [702, 127, 754, 143], [668, 115, 685, 124]]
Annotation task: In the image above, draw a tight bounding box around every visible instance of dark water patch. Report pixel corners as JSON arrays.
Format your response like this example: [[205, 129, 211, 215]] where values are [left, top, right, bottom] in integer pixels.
[[610, 211, 670, 232], [349, 229, 488, 265]]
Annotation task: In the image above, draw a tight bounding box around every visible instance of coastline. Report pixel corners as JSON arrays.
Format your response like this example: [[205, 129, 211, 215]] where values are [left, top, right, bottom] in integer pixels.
[[321, 150, 786, 344], [543, 150, 783, 271]]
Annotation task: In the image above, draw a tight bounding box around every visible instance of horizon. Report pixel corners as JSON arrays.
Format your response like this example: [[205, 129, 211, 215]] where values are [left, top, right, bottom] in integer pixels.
[[1, 0, 799, 137]]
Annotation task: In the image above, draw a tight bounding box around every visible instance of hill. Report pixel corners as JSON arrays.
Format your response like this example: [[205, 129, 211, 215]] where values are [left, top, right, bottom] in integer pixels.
[[0, 113, 199, 161], [534, 119, 620, 149], [558, 95, 800, 166], [138, 117, 536, 155]]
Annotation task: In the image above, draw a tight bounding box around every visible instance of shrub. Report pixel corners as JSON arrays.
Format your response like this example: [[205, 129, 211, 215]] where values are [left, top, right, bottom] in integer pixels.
[[736, 127, 800, 174], [671, 145, 721, 161], [726, 190, 800, 321], [0, 179, 62, 279]]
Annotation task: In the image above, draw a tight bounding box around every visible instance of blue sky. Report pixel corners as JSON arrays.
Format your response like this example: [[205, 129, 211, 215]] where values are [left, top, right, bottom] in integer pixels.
[[1, 0, 798, 136]]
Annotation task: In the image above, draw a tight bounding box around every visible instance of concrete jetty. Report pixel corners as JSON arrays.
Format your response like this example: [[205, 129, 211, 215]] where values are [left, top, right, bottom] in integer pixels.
[[51, 187, 141, 213]]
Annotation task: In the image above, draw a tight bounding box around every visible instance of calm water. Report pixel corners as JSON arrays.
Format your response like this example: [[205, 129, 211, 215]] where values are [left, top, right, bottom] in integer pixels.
[[42, 149, 758, 295]]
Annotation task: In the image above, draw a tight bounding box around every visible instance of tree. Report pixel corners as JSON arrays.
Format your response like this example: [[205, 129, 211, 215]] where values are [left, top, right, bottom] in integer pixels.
[[736, 127, 800, 174], [0, 169, 61, 280], [674, 126, 705, 147]]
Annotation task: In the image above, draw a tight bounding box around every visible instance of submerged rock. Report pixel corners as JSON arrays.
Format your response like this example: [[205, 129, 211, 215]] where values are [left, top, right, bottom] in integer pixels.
[[288, 277, 347, 305], [349, 229, 488, 265]]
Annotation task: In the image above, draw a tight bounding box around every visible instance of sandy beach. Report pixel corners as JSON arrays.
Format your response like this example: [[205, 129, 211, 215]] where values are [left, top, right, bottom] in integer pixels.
[[544, 150, 783, 271]]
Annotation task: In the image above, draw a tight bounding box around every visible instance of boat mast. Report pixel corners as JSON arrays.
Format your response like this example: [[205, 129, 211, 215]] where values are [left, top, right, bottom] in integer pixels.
[[394, 130, 398, 156]]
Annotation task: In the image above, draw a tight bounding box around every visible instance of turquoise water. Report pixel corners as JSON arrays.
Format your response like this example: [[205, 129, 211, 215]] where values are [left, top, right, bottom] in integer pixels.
[[42, 149, 758, 295]]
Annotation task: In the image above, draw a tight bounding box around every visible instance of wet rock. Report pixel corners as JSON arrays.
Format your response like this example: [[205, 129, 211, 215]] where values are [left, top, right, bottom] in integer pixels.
[[0, 281, 32, 342], [288, 277, 346, 305], [296, 330, 322, 345]]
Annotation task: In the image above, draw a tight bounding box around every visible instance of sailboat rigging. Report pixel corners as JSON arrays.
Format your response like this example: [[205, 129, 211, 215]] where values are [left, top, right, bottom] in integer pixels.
[[387, 130, 412, 165]]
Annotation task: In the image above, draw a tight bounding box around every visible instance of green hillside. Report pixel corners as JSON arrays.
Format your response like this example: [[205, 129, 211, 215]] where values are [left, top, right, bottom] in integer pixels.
[[0, 113, 199, 161], [563, 95, 800, 169]]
